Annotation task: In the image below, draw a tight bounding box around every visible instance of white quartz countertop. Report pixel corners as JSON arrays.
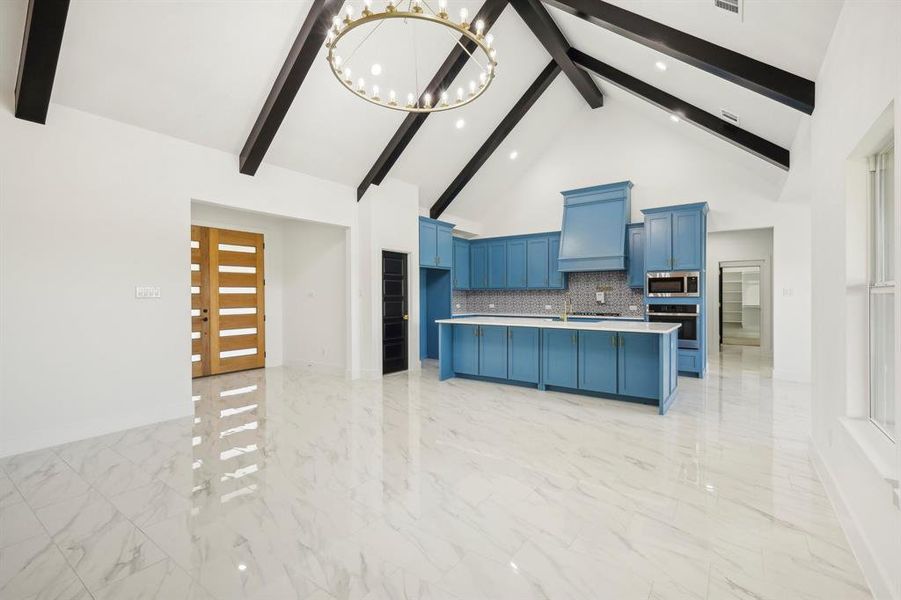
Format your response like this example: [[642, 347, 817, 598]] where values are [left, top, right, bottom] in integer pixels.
[[436, 316, 680, 334], [452, 312, 644, 321]]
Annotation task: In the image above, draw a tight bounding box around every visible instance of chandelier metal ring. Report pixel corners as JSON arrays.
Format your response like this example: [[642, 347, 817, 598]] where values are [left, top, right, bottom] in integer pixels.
[[325, 6, 498, 113]]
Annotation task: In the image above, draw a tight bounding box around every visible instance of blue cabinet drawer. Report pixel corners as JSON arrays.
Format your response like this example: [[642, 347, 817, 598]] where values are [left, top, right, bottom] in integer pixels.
[[678, 349, 701, 373]]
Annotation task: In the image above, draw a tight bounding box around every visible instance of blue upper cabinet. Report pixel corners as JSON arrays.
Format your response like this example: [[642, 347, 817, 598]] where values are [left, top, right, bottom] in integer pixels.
[[471, 242, 488, 289], [548, 233, 565, 289], [641, 203, 708, 272], [626, 223, 645, 288], [488, 241, 506, 288], [672, 210, 702, 270], [558, 181, 632, 272], [506, 240, 527, 289], [453, 238, 470, 290], [419, 216, 454, 269], [644, 212, 672, 272], [437, 225, 453, 268], [460, 232, 564, 290], [526, 237, 549, 288]]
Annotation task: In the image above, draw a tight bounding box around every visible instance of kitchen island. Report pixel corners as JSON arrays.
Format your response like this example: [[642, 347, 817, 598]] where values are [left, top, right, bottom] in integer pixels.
[[436, 316, 681, 414]]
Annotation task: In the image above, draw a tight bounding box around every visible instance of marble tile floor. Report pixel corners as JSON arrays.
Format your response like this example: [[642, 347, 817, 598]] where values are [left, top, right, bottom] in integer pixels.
[[0, 346, 872, 600]]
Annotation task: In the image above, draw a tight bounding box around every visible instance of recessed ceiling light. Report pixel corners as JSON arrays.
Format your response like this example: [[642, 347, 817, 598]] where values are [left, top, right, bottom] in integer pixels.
[[655, 61, 667, 71], [370, 63, 382, 76], [237, 563, 247, 572], [670, 114, 680, 123], [509, 151, 518, 160], [455, 118, 465, 129]]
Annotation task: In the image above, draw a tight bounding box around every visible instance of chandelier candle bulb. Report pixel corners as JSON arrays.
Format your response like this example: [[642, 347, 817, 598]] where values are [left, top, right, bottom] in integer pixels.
[[357, 77, 365, 93], [438, 0, 448, 18], [485, 33, 493, 48], [363, 0, 372, 15], [423, 92, 432, 108], [459, 7, 468, 26], [332, 15, 341, 30], [389, 89, 397, 105], [440, 91, 448, 106], [457, 87, 464, 102], [475, 19, 484, 36], [344, 67, 352, 82], [343, 5, 354, 23], [479, 71, 487, 86], [469, 80, 476, 96], [372, 84, 379, 99], [407, 92, 415, 107], [412, 0, 422, 12]]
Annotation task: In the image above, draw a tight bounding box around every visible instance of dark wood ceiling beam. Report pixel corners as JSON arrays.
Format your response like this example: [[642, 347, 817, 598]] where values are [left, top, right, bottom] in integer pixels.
[[510, 0, 602, 108], [15, 0, 70, 124], [543, 0, 815, 114], [569, 48, 789, 170], [357, 0, 509, 200], [240, 0, 343, 176], [431, 60, 561, 218]]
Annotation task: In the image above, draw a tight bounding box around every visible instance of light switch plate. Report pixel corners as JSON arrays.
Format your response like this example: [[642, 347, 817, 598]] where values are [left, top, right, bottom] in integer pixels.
[[135, 286, 161, 299]]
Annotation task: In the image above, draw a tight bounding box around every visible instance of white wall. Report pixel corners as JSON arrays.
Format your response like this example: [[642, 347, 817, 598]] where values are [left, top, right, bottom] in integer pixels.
[[448, 88, 810, 381], [0, 104, 357, 457], [796, 1, 901, 597], [357, 178, 421, 378], [283, 220, 348, 372], [706, 228, 774, 355]]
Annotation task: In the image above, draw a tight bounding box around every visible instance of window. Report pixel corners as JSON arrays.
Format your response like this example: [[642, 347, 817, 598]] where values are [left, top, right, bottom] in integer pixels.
[[868, 142, 895, 441]]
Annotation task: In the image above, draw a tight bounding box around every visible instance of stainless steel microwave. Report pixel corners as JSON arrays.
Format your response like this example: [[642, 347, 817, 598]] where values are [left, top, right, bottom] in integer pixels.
[[646, 271, 700, 298]]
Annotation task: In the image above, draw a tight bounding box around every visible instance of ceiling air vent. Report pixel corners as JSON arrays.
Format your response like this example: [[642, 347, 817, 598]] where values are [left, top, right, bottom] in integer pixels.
[[714, 0, 742, 18], [721, 109, 740, 126]]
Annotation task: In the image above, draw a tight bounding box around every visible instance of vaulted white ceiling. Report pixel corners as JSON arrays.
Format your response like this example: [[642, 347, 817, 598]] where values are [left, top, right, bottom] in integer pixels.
[[0, 0, 843, 214]]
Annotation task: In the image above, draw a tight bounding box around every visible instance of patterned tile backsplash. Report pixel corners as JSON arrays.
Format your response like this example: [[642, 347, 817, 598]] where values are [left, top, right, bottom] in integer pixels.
[[452, 271, 645, 316]]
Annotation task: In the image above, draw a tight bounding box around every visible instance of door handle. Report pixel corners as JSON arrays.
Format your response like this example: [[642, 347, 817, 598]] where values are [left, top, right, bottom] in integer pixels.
[[402, 314, 408, 320], [202, 317, 208, 322]]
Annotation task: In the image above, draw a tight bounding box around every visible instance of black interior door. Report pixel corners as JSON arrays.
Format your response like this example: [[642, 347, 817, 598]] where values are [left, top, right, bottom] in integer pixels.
[[718, 266, 724, 346], [382, 251, 408, 374]]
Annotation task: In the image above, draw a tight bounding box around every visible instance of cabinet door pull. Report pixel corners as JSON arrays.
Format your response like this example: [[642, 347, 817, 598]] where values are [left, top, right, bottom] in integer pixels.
[[611, 335, 616, 348]]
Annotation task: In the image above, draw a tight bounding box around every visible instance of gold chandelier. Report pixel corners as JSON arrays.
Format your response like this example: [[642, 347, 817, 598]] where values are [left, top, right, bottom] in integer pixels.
[[324, 0, 498, 113]]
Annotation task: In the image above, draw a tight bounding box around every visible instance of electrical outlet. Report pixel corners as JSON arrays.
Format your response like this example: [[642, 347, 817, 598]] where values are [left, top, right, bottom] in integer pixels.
[[455, 303, 461, 309], [545, 305, 552, 311], [135, 286, 160, 299], [488, 303, 495, 309], [629, 305, 638, 311], [595, 291, 605, 303]]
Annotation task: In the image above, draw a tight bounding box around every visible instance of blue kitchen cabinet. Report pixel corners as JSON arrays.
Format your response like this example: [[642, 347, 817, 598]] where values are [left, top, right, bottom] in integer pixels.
[[508, 327, 540, 383], [548, 233, 564, 289], [419, 220, 437, 268], [578, 331, 617, 394], [672, 210, 702, 270], [453, 238, 470, 290], [419, 217, 454, 269], [488, 241, 506, 288], [506, 240, 527, 289], [543, 329, 578, 388], [471, 242, 488, 289], [641, 204, 708, 272], [618, 332, 659, 400], [478, 326, 508, 379], [527, 237, 549, 288], [437, 225, 453, 269], [453, 325, 479, 375], [627, 223, 644, 288], [644, 212, 672, 271]]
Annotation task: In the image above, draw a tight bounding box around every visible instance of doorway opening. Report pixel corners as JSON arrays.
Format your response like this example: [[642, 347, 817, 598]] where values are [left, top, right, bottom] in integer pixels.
[[382, 251, 409, 374], [719, 264, 761, 347]]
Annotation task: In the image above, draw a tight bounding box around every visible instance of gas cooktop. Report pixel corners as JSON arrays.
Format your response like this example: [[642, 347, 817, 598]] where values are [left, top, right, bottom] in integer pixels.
[[571, 311, 622, 317]]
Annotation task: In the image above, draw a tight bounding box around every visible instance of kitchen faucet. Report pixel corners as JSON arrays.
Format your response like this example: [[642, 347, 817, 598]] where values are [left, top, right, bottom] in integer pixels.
[[561, 296, 573, 321]]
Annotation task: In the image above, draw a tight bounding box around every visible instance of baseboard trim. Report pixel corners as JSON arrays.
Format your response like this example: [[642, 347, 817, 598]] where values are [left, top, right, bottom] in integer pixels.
[[810, 440, 896, 600]]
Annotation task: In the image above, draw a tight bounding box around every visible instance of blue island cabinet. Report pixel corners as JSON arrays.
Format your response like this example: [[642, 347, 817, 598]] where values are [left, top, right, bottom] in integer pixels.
[[419, 217, 454, 269], [578, 331, 617, 394], [618, 333, 660, 399], [453, 325, 479, 375], [543, 329, 578, 388], [508, 327, 540, 383], [479, 326, 508, 379]]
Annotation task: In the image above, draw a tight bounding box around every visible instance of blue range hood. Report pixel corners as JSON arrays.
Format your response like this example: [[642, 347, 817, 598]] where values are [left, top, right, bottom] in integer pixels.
[[557, 181, 632, 272]]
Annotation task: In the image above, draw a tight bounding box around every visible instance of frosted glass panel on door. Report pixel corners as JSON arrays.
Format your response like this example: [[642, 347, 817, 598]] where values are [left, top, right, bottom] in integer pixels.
[[869, 291, 895, 439]]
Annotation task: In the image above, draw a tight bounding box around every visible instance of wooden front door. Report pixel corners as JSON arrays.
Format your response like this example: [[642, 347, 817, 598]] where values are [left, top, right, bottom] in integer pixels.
[[191, 226, 266, 377]]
